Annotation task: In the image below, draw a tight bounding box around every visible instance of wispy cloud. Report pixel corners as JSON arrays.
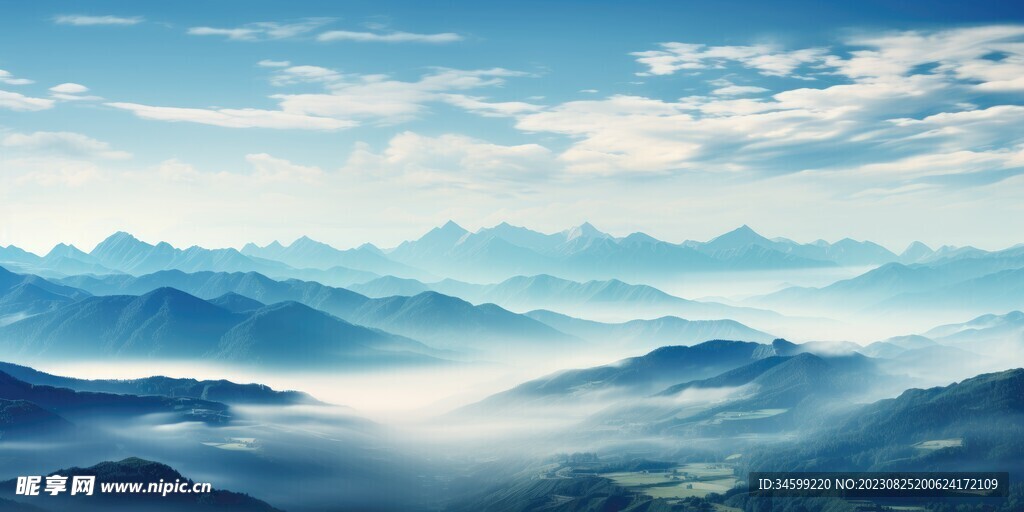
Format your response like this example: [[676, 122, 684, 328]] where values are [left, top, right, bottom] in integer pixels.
[[632, 43, 830, 77], [187, 18, 331, 41], [0, 90, 54, 111], [54, 15, 144, 26], [317, 30, 462, 44], [49, 83, 101, 101], [107, 67, 528, 130], [2, 131, 131, 187], [0, 69, 34, 85], [345, 131, 554, 190], [2, 131, 131, 160], [257, 59, 292, 68], [497, 25, 1024, 187], [106, 102, 354, 130]]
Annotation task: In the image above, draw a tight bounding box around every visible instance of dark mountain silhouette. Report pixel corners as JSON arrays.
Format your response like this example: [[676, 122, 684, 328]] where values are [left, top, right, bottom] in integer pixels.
[[0, 370, 228, 423], [752, 368, 1024, 473], [0, 361, 319, 405], [0, 457, 282, 511], [0, 398, 74, 440]]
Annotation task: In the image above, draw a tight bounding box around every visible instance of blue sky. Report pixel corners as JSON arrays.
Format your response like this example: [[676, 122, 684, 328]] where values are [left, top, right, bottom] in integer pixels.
[[1, 0, 1023, 253]]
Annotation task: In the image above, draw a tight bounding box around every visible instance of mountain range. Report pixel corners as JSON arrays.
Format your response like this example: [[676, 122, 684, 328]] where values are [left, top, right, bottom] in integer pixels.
[[523, 309, 774, 347], [461, 339, 801, 413], [0, 265, 91, 325], [57, 269, 575, 353], [0, 286, 442, 367], [426, 273, 780, 323], [5, 223, 993, 286], [754, 248, 1024, 318]]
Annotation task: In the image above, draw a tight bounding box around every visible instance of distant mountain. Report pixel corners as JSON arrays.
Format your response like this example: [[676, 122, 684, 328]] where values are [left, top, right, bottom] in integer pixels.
[[926, 310, 1024, 342], [0, 361, 319, 405], [752, 368, 1024, 473], [242, 235, 428, 279], [207, 292, 265, 313], [389, 221, 560, 281], [344, 291, 574, 351], [0, 287, 242, 359], [0, 398, 74, 440], [431, 274, 780, 323], [349, 275, 431, 298], [0, 457, 283, 511], [39, 243, 117, 275], [463, 339, 798, 411], [0, 287, 443, 367], [646, 352, 887, 435], [860, 335, 937, 358], [755, 252, 1024, 315], [213, 301, 440, 366], [871, 268, 1024, 317], [0, 370, 228, 424], [386, 222, 883, 281], [89, 231, 299, 277], [59, 269, 573, 355], [524, 309, 775, 347], [0, 265, 91, 324], [0, 245, 42, 265], [899, 241, 934, 264]]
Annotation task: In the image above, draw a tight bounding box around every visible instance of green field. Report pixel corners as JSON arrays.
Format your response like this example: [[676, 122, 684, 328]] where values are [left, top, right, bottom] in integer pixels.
[[605, 462, 737, 499]]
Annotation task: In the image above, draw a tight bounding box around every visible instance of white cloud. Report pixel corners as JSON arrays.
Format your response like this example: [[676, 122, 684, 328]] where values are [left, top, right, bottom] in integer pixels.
[[0, 90, 55, 111], [258, 59, 291, 68], [245, 153, 325, 183], [272, 67, 528, 124], [440, 94, 543, 117], [54, 14, 143, 26], [106, 102, 354, 130], [107, 67, 528, 130], [13, 160, 102, 187], [2, 132, 131, 187], [632, 43, 830, 77], [48, 82, 101, 101], [2, 131, 131, 160], [269, 65, 341, 86], [711, 84, 769, 96], [345, 131, 555, 189], [505, 25, 1024, 180], [49, 83, 89, 94], [317, 30, 462, 44], [187, 19, 331, 41], [0, 69, 34, 85]]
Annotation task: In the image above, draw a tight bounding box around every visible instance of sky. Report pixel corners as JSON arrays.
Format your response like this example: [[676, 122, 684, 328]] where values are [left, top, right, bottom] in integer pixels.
[[1, 0, 1023, 254]]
